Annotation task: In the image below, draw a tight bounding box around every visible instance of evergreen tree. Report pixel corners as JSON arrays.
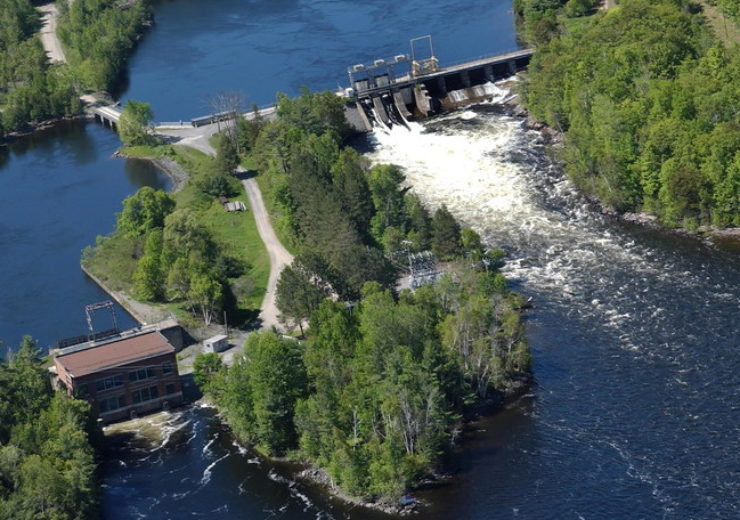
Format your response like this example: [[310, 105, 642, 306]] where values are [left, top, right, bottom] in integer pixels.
[[215, 133, 239, 173], [431, 205, 462, 260], [244, 331, 307, 455]]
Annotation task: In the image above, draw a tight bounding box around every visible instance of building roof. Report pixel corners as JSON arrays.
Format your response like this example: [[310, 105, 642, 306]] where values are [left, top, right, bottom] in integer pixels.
[[55, 331, 175, 378]]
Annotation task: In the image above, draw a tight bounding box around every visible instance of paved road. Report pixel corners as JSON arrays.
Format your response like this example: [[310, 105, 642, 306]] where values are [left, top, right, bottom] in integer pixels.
[[157, 123, 293, 331], [37, 3, 66, 63]]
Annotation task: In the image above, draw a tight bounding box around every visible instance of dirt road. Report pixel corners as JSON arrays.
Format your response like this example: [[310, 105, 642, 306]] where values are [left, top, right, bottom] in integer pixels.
[[37, 3, 66, 63], [158, 123, 293, 330], [240, 172, 294, 329]]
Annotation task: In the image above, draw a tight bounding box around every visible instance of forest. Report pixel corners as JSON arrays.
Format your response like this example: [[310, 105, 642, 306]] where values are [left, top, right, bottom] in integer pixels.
[[0, 0, 149, 137], [0, 337, 99, 520], [191, 90, 531, 502], [244, 90, 505, 313], [517, 0, 739, 228], [57, 0, 150, 92]]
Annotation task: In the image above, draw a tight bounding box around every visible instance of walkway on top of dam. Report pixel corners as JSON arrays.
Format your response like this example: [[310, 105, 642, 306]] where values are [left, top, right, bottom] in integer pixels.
[[90, 48, 533, 130], [352, 48, 534, 97]]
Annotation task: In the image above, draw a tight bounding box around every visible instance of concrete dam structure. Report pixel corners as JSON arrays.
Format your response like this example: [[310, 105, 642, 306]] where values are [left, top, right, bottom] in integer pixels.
[[87, 43, 533, 135], [347, 46, 534, 129]]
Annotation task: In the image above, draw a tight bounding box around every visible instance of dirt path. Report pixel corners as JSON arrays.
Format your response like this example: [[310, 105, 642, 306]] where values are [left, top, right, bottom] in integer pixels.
[[240, 172, 294, 329], [695, 0, 740, 46], [157, 123, 293, 330], [37, 3, 66, 63]]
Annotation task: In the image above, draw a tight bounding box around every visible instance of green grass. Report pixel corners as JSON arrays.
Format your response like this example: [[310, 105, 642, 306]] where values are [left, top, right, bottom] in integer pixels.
[[242, 155, 301, 257], [562, 13, 595, 35], [81, 235, 141, 292], [118, 144, 166, 158], [199, 197, 270, 311], [83, 142, 270, 330]]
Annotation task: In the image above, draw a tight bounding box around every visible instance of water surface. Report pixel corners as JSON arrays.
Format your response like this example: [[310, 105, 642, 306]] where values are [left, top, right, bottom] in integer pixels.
[[121, 0, 520, 120], [0, 122, 170, 353], [102, 98, 739, 520]]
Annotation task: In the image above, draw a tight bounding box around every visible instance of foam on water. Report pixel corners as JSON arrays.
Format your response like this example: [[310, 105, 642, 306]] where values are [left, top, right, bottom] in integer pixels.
[[200, 453, 230, 485], [365, 96, 740, 519]]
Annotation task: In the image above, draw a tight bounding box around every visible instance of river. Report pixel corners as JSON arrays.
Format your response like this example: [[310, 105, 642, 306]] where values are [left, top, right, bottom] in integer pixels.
[[100, 101, 740, 520], [119, 0, 519, 120], [1, 0, 738, 518], [0, 122, 169, 353]]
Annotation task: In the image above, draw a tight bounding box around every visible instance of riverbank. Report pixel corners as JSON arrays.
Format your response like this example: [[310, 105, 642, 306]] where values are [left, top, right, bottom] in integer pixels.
[[516, 0, 739, 241], [501, 86, 740, 250], [293, 372, 533, 515], [82, 141, 270, 337], [80, 263, 168, 325], [1, 0, 152, 141], [114, 148, 189, 193]]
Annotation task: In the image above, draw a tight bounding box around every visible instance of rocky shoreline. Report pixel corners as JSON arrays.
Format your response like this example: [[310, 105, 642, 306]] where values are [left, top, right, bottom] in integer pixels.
[[499, 83, 740, 249], [112, 150, 189, 193], [292, 374, 532, 516], [0, 113, 91, 144]]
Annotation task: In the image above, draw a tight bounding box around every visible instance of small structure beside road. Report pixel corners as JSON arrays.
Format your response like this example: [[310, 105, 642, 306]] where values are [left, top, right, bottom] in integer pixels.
[[203, 334, 229, 353], [225, 200, 246, 212], [218, 196, 246, 212]]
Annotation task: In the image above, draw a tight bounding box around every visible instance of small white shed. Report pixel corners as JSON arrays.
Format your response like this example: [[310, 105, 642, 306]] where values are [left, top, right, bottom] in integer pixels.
[[203, 334, 229, 353]]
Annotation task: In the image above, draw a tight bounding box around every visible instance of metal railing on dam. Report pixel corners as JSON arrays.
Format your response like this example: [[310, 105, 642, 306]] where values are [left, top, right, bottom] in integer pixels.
[[348, 48, 534, 99]]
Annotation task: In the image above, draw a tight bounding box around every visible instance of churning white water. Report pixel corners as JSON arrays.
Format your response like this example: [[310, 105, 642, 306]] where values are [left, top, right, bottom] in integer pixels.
[[365, 100, 679, 352], [102, 92, 739, 520], [363, 93, 740, 519]]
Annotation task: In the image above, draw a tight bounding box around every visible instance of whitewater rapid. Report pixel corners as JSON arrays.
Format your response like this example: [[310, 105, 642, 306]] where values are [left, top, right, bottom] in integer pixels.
[[102, 93, 739, 520], [365, 95, 739, 519]]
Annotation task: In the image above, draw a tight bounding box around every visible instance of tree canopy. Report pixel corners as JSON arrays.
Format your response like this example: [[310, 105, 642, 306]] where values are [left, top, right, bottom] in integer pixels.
[[202, 263, 530, 501], [1, 0, 150, 137], [117, 186, 175, 237], [118, 100, 155, 146], [0, 337, 99, 520], [521, 0, 740, 228]]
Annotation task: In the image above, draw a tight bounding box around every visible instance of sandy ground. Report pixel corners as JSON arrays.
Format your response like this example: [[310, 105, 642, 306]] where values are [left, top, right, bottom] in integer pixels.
[[37, 3, 66, 63]]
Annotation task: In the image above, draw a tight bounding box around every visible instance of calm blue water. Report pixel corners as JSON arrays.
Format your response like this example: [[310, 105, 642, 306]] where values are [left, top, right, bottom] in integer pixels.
[[120, 0, 519, 120], [0, 122, 169, 353]]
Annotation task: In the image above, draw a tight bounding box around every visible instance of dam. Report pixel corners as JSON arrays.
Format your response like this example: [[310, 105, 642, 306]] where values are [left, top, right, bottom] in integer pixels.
[[346, 39, 533, 128], [88, 42, 533, 134]]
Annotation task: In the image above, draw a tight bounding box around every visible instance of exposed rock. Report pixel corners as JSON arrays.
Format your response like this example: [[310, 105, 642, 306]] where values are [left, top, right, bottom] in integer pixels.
[[620, 212, 659, 226], [295, 467, 414, 515]]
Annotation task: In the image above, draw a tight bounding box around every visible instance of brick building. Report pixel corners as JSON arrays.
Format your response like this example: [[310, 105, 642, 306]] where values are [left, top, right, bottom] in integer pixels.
[[54, 331, 183, 423]]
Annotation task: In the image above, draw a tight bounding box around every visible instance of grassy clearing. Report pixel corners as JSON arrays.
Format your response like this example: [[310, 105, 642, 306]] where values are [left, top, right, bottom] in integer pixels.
[[83, 143, 270, 330], [118, 144, 165, 158], [200, 197, 270, 311], [82, 235, 141, 292]]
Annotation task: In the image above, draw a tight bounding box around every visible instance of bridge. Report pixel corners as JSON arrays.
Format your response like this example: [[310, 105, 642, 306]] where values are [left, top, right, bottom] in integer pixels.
[[90, 104, 123, 127], [89, 102, 279, 132], [347, 46, 534, 126], [89, 43, 534, 134]]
